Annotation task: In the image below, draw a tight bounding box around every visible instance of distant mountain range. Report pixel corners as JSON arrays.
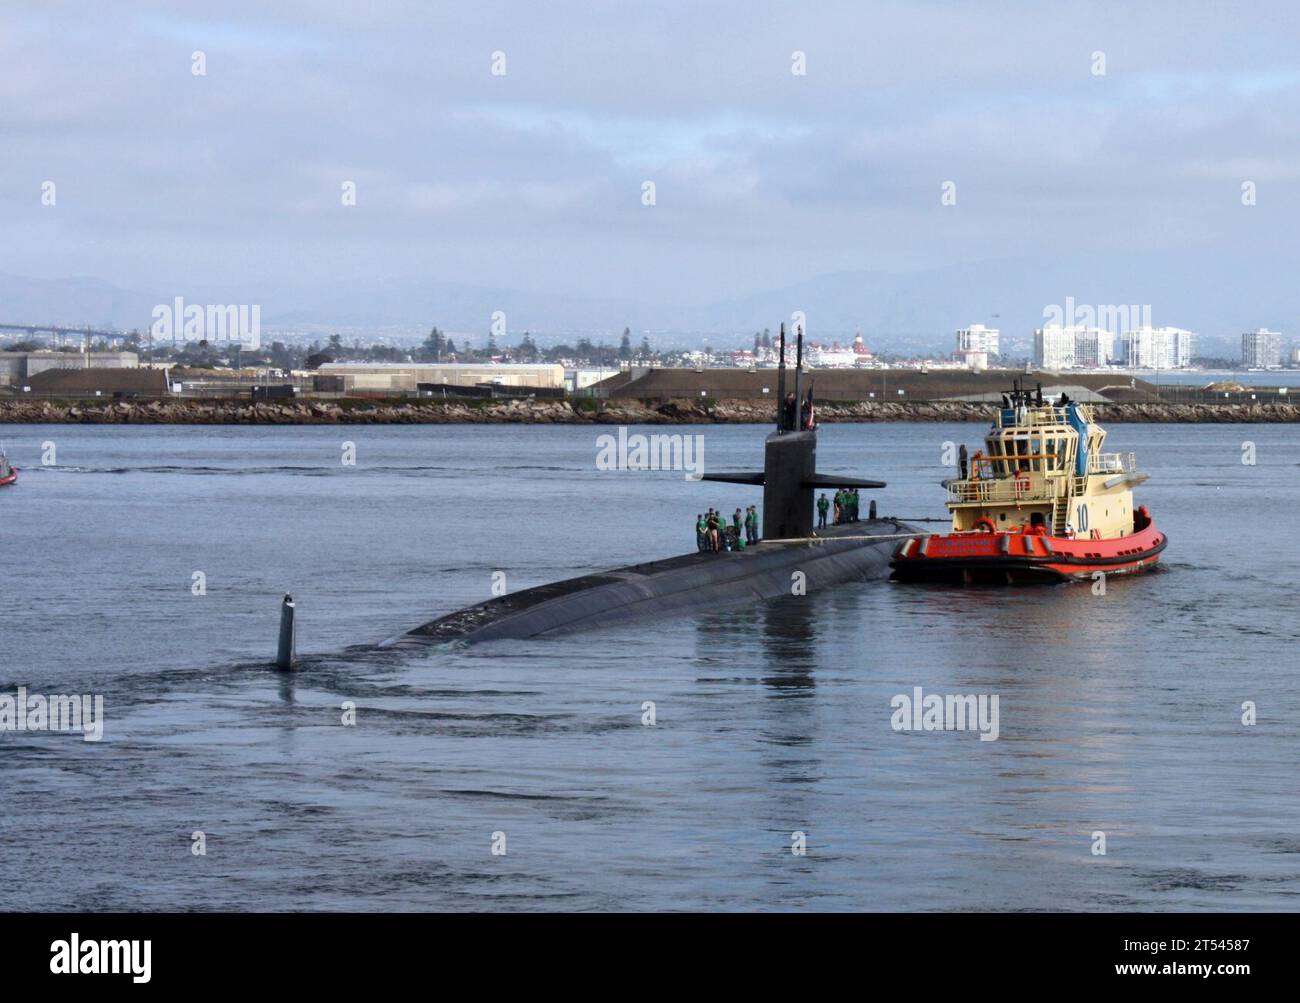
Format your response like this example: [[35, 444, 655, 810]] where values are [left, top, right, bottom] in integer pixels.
[[2, 249, 1292, 358], [0, 273, 161, 334]]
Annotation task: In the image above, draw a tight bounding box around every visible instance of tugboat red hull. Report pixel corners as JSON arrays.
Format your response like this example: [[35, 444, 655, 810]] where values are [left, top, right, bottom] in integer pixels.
[[0, 467, 16, 487], [890, 521, 1166, 585]]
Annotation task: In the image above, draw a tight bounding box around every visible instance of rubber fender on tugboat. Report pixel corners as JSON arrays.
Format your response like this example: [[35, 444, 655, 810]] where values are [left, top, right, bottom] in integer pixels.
[[999, 534, 1011, 555]]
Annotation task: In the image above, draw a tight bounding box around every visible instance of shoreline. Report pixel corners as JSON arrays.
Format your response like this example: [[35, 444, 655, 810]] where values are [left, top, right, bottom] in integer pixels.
[[4, 397, 1300, 424]]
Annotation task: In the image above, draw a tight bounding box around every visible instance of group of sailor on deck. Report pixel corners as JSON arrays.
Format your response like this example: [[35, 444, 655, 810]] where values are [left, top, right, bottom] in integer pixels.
[[817, 489, 861, 528], [696, 506, 759, 552], [694, 488, 866, 552]]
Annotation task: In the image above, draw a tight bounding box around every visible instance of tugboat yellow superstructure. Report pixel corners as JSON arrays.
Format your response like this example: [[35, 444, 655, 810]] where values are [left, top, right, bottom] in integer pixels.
[[891, 380, 1166, 584]]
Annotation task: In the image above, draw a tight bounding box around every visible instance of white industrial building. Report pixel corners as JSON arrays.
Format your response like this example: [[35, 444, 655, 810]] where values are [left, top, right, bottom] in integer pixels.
[[316, 362, 566, 394], [566, 368, 620, 392], [0, 350, 139, 386]]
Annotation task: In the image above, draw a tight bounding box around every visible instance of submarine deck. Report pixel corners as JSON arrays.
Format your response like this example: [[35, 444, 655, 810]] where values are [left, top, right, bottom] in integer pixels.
[[388, 518, 917, 645]]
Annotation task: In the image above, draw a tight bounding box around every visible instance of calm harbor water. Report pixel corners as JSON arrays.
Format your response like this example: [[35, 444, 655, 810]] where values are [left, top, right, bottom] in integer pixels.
[[1, 421, 1297, 911]]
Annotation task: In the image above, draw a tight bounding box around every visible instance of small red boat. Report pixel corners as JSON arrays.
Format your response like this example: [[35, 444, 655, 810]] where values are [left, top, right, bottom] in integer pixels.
[[891, 381, 1166, 585], [0, 449, 16, 487]]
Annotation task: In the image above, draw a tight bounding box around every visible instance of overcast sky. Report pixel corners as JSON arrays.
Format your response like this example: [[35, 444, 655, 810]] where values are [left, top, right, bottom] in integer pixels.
[[3, 0, 1298, 313]]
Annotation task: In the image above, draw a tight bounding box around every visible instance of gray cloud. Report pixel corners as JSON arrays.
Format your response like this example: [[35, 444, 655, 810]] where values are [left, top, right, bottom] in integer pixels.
[[1, 0, 1297, 333]]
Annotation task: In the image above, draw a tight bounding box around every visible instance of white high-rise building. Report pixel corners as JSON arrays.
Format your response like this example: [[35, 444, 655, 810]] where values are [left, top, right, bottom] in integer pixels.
[[956, 324, 999, 355], [1034, 325, 1075, 369], [1171, 328, 1196, 368], [955, 324, 999, 369], [1074, 327, 1115, 368], [1119, 326, 1197, 369], [1033, 326, 1115, 369], [1241, 328, 1282, 369]]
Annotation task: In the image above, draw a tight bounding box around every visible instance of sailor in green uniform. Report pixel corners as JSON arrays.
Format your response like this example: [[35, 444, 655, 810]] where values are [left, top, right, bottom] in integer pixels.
[[817, 493, 829, 529], [696, 513, 708, 552]]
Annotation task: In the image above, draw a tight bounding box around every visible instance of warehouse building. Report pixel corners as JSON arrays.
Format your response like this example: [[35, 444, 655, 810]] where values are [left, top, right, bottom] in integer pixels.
[[315, 362, 566, 395], [19, 366, 172, 398], [0, 350, 139, 386]]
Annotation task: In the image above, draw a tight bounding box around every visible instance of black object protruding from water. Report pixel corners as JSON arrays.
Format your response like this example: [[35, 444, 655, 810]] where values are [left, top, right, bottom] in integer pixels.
[[276, 593, 297, 671]]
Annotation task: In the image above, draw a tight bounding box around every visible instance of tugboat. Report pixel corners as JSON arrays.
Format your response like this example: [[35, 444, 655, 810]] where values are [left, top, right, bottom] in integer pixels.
[[0, 446, 16, 488], [890, 380, 1166, 584]]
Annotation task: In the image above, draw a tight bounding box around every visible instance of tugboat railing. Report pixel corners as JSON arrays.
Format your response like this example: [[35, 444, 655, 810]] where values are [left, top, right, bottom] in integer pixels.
[[946, 475, 1061, 505], [994, 405, 1071, 428], [1088, 452, 1135, 475]]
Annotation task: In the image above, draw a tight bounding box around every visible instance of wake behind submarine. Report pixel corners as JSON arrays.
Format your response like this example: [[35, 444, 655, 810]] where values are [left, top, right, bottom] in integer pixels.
[[381, 326, 921, 647]]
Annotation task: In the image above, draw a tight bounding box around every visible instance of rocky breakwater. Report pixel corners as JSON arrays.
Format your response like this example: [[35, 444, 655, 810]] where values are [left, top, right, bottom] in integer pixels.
[[0, 397, 588, 424], [2, 396, 1299, 424]]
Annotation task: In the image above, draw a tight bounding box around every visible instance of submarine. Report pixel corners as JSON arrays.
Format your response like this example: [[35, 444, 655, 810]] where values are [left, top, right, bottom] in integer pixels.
[[381, 325, 921, 647]]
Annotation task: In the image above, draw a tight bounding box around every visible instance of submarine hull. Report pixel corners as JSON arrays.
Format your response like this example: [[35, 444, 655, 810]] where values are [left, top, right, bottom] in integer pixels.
[[383, 518, 917, 647]]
